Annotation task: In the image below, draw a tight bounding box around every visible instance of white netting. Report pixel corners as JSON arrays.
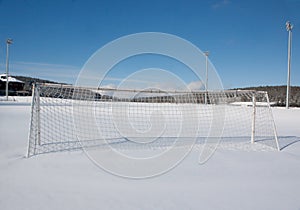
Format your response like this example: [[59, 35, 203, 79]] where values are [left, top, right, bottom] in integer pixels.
[[27, 83, 279, 157]]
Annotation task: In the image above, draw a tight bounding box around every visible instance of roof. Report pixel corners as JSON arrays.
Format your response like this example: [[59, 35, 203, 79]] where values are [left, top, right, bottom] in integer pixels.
[[0, 74, 24, 83]]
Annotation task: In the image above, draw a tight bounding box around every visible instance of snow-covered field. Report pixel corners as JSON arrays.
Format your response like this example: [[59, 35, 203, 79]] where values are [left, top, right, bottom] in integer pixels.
[[0, 98, 299, 210]]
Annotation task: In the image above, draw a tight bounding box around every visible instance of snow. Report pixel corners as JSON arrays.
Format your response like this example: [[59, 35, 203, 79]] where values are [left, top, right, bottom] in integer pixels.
[[0, 98, 299, 210]]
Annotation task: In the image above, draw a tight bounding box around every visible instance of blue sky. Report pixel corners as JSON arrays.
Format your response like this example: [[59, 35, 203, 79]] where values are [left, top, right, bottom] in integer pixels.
[[0, 0, 299, 89]]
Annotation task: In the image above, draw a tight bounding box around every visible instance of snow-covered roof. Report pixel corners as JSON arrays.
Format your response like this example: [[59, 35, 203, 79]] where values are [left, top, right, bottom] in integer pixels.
[[0, 74, 24, 83]]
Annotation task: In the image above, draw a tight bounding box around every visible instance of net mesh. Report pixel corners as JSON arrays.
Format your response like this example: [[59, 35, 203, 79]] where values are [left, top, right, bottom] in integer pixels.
[[27, 83, 279, 157]]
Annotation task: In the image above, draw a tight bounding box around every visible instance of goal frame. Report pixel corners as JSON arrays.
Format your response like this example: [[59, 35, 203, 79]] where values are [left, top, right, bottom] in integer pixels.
[[26, 83, 280, 157]]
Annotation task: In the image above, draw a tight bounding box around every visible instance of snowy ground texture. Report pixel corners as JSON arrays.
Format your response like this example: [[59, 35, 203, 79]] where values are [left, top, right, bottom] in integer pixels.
[[0, 97, 300, 210]]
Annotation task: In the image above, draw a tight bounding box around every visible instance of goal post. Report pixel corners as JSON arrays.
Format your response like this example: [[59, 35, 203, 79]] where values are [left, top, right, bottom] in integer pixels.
[[251, 94, 256, 144], [265, 91, 280, 150], [27, 83, 41, 157], [27, 83, 280, 157]]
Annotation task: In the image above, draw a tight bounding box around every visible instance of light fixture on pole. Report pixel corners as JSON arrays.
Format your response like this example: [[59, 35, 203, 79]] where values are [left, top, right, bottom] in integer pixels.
[[5, 38, 13, 101], [286, 21, 293, 109], [204, 51, 209, 104]]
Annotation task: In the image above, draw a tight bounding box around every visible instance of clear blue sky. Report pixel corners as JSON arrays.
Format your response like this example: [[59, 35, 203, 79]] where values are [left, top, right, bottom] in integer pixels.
[[0, 0, 299, 89]]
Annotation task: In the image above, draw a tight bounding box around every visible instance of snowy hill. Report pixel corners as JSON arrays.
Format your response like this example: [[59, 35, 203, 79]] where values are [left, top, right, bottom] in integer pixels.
[[6, 75, 300, 107], [236, 86, 300, 107]]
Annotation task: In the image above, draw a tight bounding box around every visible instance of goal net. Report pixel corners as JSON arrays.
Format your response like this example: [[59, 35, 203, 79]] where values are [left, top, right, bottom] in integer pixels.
[[27, 83, 279, 157]]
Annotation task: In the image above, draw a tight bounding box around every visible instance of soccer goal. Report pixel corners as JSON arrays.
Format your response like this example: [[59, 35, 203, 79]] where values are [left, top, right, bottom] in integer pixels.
[[27, 83, 279, 157]]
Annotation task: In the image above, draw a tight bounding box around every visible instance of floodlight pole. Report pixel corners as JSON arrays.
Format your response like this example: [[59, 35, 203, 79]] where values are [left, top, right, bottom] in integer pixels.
[[286, 21, 293, 109], [204, 51, 209, 104], [5, 38, 13, 101]]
